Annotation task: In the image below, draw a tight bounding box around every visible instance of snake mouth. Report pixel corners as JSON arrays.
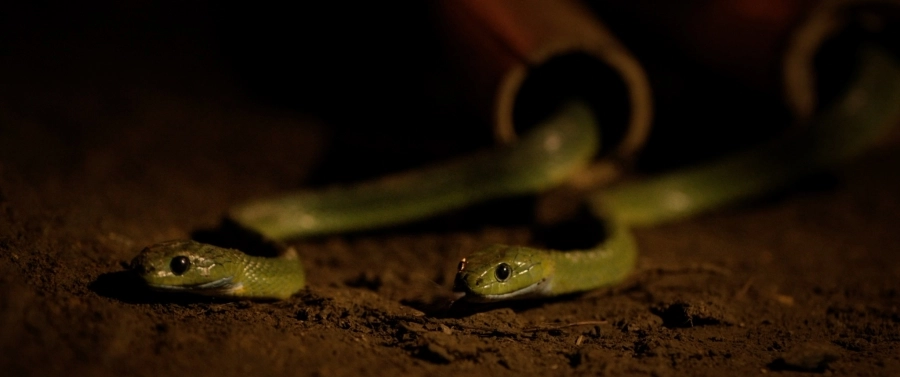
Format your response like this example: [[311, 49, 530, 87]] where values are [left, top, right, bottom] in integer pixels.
[[453, 272, 550, 303], [461, 282, 549, 303], [147, 276, 242, 295]]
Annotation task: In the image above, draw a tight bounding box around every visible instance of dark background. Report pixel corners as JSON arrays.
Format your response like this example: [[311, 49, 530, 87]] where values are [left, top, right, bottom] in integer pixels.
[[1, 2, 899, 376]]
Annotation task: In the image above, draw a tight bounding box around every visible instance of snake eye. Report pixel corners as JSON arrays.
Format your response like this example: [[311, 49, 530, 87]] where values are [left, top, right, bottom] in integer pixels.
[[170, 256, 191, 275], [494, 263, 511, 281]]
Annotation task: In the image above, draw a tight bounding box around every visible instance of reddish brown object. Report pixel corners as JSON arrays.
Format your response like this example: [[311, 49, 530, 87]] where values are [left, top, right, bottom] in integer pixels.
[[436, 0, 654, 186], [603, 0, 818, 94], [595, 0, 900, 118]]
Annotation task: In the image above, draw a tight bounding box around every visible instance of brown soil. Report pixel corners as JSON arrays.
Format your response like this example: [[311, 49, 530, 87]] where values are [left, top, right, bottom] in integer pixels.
[[2, 3, 899, 377]]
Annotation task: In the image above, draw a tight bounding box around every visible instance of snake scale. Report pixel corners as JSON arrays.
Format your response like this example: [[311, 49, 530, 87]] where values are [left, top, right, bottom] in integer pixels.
[[130, 45, 900, 302]]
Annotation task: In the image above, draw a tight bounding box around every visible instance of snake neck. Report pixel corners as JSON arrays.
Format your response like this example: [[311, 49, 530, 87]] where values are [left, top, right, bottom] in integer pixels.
[[234, 256, 306, 300], [546, 220, 637, 295]]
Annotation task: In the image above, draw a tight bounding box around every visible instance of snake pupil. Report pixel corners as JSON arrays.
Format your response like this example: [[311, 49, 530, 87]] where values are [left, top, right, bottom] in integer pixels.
[[170, 256, 191, 275], [495, 263, 511, 281]]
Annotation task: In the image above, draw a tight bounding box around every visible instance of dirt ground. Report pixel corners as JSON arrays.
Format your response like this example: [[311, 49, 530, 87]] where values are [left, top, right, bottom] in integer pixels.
[[2, 3, 899, 377]]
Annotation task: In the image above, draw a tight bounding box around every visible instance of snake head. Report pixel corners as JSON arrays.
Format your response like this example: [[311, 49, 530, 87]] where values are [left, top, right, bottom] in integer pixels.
[[453, 244, 552, 302], [130, 240, 246, 296]]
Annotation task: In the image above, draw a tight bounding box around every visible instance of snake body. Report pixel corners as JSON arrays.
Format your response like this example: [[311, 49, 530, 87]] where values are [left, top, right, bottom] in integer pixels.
[[132, 45, 900, 302], [132, 101, 601, 300]]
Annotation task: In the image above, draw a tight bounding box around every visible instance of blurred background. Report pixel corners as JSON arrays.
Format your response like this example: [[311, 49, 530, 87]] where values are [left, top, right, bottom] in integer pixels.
[[2, 1, 898, 184]]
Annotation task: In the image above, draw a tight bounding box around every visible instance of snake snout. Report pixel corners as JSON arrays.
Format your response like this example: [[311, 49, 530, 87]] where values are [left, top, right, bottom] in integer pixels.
[[452, 271, 482, 294], [129, 251, 153, 275]]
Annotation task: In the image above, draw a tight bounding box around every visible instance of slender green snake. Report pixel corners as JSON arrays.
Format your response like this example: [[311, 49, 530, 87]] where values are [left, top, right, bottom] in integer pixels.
[[130, 45, 900, 302]]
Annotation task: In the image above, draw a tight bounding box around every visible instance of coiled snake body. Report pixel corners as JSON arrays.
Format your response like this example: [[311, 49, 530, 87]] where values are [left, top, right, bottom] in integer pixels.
[[131, 45, 900, 302]]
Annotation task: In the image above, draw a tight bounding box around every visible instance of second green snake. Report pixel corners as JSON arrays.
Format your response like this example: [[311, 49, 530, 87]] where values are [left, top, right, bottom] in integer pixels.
[[131, 45, 900, 302]]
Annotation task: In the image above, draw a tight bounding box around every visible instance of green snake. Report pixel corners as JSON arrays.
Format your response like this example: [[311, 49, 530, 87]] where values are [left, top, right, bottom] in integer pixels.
[[130, 44, 900, 302]]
